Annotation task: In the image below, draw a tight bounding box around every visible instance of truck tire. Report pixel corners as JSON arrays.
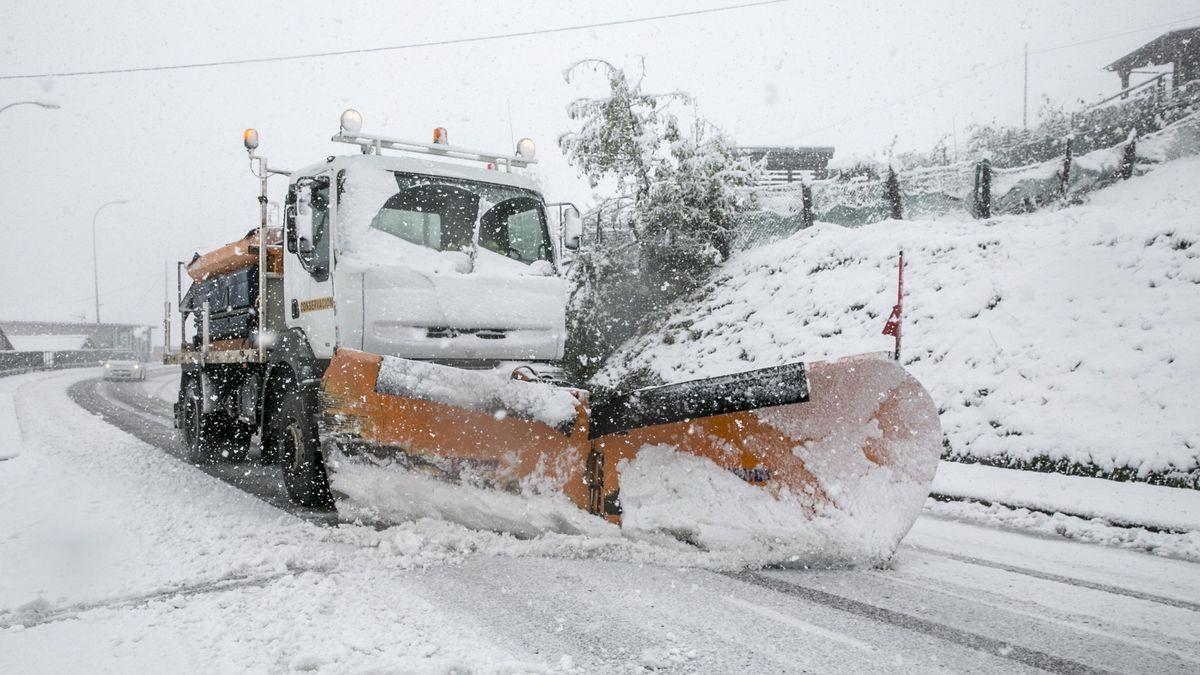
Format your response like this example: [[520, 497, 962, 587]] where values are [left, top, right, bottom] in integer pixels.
[[181, 378, 251, 463], [274, 384, 334, 510], [181, 379, 226, 464]]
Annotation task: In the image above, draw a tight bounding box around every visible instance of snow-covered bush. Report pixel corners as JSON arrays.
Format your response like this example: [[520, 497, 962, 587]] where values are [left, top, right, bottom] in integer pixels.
[[557, 60, 759, 383]]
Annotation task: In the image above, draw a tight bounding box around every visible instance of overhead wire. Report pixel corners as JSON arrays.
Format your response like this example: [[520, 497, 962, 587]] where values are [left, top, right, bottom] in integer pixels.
[[0, 0, 788, 81]]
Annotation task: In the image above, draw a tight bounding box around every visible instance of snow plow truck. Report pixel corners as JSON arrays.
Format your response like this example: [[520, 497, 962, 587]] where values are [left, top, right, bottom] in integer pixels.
[[164, 110, 942, 559]]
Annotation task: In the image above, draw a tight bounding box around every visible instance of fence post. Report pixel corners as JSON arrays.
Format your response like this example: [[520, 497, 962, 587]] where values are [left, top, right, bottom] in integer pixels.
[[801, 181, 814, 228], [1120, 130, 1138, 180], [973, 159, 992, 218], [885, 166, 903, 220], [1059, 134, 1074, 198]]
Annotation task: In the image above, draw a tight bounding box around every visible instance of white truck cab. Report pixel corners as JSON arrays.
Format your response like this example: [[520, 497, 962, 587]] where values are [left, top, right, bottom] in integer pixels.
[[281, 113, 581, 367]]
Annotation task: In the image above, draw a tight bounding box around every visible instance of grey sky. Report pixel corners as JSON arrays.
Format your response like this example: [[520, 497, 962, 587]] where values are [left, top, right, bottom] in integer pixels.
[[2, 0, 1196, 328]]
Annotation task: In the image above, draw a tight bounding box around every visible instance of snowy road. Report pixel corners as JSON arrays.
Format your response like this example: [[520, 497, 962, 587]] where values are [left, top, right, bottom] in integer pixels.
[[2, 367, 1199, 673]]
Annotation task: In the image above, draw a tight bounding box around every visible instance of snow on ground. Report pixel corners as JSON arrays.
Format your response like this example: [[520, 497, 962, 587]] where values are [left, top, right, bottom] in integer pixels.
[[596, 156, 1200, 480], [139, 367, 179, 404], [5, 368, 1200, 671], [932, 461, 1200, 532], [0, 388, 21, 461], [926, 498, 1200, 563], [0, 370, 534, 671]]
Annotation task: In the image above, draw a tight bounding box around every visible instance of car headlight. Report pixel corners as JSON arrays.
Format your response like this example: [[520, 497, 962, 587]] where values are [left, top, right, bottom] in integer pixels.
[[132, 363, 140, 369], [104, 363, 112, 368]]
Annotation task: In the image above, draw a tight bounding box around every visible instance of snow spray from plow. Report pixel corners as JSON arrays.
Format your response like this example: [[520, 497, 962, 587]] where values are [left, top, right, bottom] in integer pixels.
[[320, 348, 942, 564]]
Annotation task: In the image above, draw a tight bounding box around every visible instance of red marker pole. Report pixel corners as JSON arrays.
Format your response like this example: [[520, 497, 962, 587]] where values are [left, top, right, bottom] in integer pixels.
[[895, 251, 903, 361], [881, 251, 904, 361]]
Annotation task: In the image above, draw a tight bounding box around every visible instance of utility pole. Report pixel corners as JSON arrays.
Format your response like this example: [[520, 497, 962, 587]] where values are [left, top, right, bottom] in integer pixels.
[[1023, 42, 1029, 130], [92, 199, 129, 323]]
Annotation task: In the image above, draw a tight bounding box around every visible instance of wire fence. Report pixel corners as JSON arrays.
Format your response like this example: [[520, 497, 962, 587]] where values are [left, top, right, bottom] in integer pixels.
[[735, 93, 1200, 249]]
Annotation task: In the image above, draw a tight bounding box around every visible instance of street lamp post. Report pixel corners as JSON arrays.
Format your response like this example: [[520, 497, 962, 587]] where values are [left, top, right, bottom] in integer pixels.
[[0, 100, 60, 116], [92, 199, 129, 324]]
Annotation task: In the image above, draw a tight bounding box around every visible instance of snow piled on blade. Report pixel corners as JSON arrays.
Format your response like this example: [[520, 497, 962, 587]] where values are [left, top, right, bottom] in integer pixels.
[[618, 446, 920, 567], [617, 357, 941, 567], [375, 355, 578, 429], [329, 447, 612, 538]]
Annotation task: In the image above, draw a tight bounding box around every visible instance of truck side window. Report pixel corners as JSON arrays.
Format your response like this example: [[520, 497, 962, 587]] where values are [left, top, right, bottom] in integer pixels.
[[479, 196, 550, 263], [298, 181, 331, 282]]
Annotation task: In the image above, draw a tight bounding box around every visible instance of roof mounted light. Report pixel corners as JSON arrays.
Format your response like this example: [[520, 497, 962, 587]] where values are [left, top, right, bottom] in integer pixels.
[[243, 128, 259, 151], [515, 137, 536, 160], [433, 127, 449, 145], [340, 108, 363, 134]]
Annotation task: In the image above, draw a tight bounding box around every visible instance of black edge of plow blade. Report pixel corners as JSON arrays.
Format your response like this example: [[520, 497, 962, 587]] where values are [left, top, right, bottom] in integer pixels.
[[589, 362, 810, 439]]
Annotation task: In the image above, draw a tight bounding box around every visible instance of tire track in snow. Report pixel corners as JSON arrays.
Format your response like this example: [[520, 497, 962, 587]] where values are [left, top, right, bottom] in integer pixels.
[[907, 544, 1200, 613], [66, 376, 336, 524], [725, 571, 1107, 675], [0, 571, 293, 630]]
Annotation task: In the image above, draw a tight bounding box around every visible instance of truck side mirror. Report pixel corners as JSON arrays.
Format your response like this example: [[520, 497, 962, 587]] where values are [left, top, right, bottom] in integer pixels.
[[561, 205, 582, 251], [548, 203, 583, 251], [294, 187, 315, 253]]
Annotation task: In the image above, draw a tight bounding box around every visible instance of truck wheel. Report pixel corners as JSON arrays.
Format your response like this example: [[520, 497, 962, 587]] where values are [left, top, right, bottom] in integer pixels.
[[181, 379, 225, 464], [276, 386, 334, 510]]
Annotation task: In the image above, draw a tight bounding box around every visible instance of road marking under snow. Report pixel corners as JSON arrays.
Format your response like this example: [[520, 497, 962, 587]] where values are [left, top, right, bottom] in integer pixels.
[[720, 595, 873, 652], [909, 544, 1200, 612], [727, 571, 1107, 675]]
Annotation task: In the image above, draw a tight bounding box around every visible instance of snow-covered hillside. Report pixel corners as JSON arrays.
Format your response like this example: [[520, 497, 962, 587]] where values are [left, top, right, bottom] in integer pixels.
[[595, 156, 1200, 484]]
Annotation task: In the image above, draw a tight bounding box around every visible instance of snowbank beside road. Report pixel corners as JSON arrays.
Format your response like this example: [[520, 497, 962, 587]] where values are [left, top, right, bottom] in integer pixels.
[[596, 156, 1200, 482], [0, 392, 21, 461], [932, 462, 1200, 533]]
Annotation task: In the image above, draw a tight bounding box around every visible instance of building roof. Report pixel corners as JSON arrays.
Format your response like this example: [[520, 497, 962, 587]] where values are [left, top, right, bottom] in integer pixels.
[[0, 326, 11, 351], [737, 146, 836, 172], [6, 334, 94, 351], [1106, 26, 1200, 72]]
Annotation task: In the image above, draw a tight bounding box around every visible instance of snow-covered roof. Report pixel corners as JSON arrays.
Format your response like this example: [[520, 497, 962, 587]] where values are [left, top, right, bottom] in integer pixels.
[[6, 334, 94, 351]]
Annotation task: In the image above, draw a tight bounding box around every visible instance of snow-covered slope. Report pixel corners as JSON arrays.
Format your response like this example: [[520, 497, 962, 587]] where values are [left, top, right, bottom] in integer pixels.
[[595, 156, 1200, 483]]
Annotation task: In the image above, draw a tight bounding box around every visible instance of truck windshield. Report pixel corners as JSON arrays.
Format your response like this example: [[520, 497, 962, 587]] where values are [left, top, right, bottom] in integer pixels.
[[368, 172, 552, 264]]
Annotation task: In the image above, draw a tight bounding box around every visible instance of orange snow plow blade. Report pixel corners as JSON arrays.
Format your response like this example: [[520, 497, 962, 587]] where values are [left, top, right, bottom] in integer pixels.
[[320, 349, 942, 560]]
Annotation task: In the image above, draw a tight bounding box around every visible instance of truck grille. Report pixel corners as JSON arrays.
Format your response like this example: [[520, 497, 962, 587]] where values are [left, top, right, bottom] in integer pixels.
[[425, 327, 508, 340]]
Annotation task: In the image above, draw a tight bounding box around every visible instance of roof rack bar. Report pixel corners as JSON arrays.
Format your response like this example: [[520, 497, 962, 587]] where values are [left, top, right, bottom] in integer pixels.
[[331, 131, 536, 169]]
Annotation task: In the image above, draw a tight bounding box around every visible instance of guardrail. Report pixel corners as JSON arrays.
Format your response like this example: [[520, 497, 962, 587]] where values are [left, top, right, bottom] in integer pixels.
[[0, 350, 152, 377]]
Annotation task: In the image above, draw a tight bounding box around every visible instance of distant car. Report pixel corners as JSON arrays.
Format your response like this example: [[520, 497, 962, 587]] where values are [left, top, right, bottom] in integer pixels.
[[102, 354, 147, 381]]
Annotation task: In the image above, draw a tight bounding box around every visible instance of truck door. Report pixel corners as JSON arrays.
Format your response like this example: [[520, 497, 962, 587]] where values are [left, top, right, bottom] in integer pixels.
[[284, 171, 338, 358]]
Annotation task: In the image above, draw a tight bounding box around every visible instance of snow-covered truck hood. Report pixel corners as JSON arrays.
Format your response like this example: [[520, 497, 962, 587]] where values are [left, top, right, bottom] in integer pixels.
[[343, 264, 565, 361], [336, 232, 566, 362], [332, 165, 566, 362]]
